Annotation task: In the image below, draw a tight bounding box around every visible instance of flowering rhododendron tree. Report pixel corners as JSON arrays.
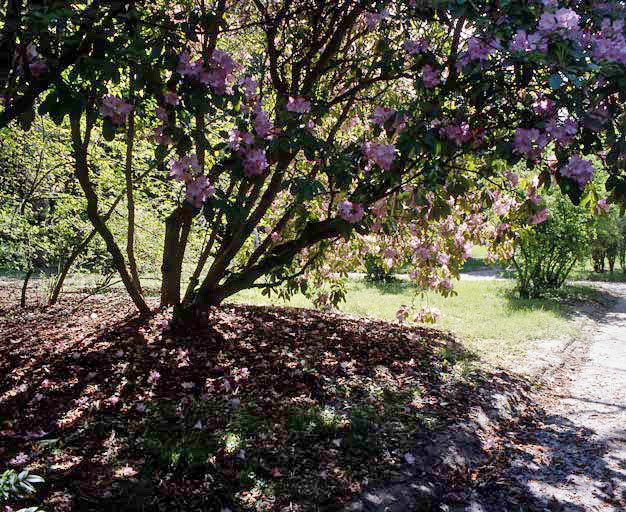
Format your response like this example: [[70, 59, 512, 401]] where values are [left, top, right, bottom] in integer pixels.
[[1, 0, 625, 325]]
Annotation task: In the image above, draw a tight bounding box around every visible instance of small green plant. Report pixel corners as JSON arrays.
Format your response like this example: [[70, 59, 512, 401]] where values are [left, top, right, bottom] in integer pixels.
[[0, 469, 45, 512], [512, 192, 591, 298]]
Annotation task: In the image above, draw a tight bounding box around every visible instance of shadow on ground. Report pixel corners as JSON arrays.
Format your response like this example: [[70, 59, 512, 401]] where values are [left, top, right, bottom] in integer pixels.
[[0, 289, 623, 511]]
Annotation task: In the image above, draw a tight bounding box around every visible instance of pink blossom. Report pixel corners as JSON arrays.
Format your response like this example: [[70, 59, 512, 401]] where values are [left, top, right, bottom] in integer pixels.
[[287, 96, 311, 113], [9, 452, 28, 466], [229, 129, 254, 152], [244, 149, 268, 176], [338, 200, 365, 223], [148, 370, 160, 383], [513, 128, 548, 159], [529, 208, 549, 225], [403, 39, 428, 55], [254, 110, 274, 138], [560, 155, 594, 187], [164, 91, 180, 106], [532, 96, 554, 117], [421, 64, 440, 88], [240, 76, 259, 101], [510, 30, 547, 53], [362, 142, 396, 170], [101, 96, 133, 125], [595, 198, 610, 214], [370, 107, 395, 126], [186, 176, 215, 208]]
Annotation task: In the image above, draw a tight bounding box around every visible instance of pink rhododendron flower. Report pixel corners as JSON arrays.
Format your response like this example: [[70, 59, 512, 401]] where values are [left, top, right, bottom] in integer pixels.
[[164, 91, 180, 106], [513, 128, 548, 159], [421, 64, 440, 87], [186, 176, 215, 208], [286, 96, 311, 113], [101, 96, 133, 125], [362, 142, 396, 170], [240, 76, 259, 101], [532, 96, 554, 117], [510, 30, 547, 53], [529, 208, 549, 224], [254, 110, 274, 138], [545, 117, 578, 146], [595, 198, 610, 214], [338, 200, 365, 223], [244, 148, 268, 176], [403, 39, 428, 55], [560, 155, 594, 187], [228, 129, 254, 151], [370, 107, 395, 126]]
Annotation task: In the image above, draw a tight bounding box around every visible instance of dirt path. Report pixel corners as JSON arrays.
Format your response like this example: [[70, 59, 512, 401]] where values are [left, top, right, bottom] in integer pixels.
[[495, 282, 626, 511]]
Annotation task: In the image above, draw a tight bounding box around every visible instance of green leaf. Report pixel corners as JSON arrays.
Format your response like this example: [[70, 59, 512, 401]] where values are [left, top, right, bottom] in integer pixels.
[[548, 74, 562, 90]]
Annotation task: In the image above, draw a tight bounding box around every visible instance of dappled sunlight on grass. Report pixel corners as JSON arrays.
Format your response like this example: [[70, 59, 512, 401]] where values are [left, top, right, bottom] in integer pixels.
[[231, 277, 599, 367]]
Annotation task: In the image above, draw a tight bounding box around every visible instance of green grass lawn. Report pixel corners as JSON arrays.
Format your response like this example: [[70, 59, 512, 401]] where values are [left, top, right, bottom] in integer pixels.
[[231, 277, 601, 368]]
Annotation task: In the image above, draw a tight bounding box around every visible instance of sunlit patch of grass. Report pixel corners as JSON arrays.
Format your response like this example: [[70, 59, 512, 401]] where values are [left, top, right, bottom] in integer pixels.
[[231, 277, 599, 368]]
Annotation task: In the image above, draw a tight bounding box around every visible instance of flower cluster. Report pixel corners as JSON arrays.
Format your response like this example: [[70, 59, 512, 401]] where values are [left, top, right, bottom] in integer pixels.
[[538, 8, 580, 33], [177, 49, 237, 94], [228, 129, 269, 177], [560, 155, 594, 187], [459, 37, 499, 67], [545, 117, 577, 146], [338, 200, 364, 223], [362, 141, 396, 171], [440, 121, 472, 146], [100, 96, 133, 125], [403, 38, 428, 55], [513, 128, 548, 160], [510, 30, 547, 53], [286, 96, 311, 113], [593, 18, 626, 65], [169, 154, 215, 207], [370, 106, 395, 126], [421, 64, 440, 88]]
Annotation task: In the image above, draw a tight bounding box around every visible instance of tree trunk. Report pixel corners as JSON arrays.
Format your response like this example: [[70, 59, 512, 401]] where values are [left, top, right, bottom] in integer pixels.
[[160, 205, 193, 306], [20, 268, 33, 308], [70, 114, 150, 316], [124, 65, 143, 295], [49, 229, 96, 304]]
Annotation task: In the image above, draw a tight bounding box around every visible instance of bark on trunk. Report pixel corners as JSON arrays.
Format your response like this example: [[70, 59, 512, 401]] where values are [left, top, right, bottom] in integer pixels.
[[124, 61, 143, 295], [70, 114, 150, 316], [49, 229, 96, 304], [20, 268, 32, 308], [160, 205, 193, 306]]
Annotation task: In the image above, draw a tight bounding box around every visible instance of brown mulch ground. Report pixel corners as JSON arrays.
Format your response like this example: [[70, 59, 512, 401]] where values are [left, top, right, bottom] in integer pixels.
[[1, 288, 559, 511]]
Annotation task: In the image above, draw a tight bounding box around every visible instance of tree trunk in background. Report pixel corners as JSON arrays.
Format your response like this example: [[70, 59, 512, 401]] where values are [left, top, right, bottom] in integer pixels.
[[70, 114, 150, 316], [124, 63, 143, 296], [48, 229, 97, 304], [20, 268, 32, 308]]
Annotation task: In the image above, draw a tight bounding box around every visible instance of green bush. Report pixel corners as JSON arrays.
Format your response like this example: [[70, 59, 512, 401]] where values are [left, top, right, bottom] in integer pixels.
[[364, 253, 396, 283], [512, 192, 591, 298]]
